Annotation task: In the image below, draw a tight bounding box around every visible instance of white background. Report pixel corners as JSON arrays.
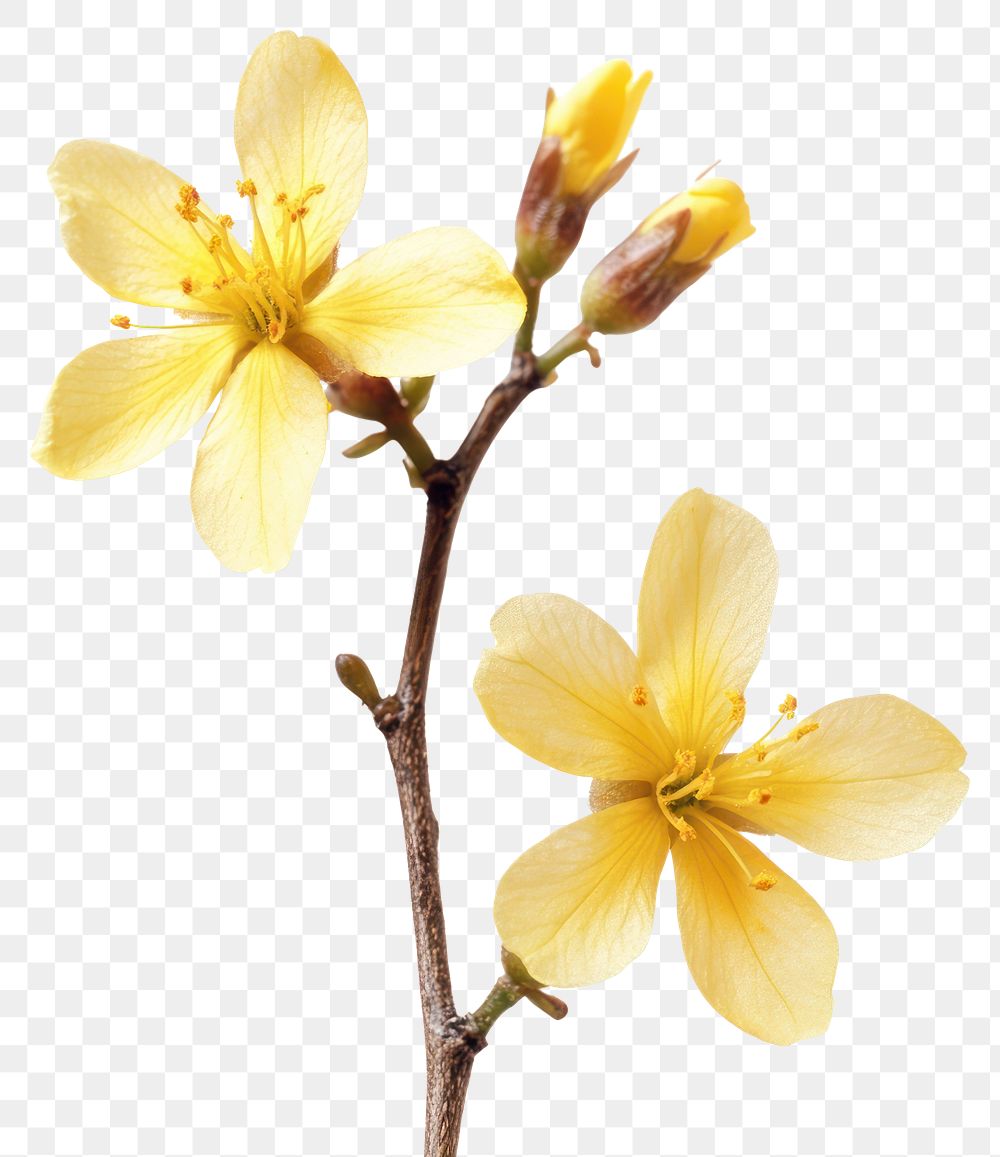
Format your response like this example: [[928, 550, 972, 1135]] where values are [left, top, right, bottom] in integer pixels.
[[4, 1, 997, 1154]]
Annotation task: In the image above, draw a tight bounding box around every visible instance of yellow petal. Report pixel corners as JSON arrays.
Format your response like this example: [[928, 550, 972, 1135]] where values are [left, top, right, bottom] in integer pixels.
[[672, 814, 838, 1045], [544, 61, 651, 195], [637, 489, 778, 764], [474, 593, 676, 783], [32, 326, 251, 479], [642, 178, 755, 264], [190, 340, 328, 572], [715, 695, 968, 860], [301, 227, 526, 377], [234, 32, 367, 278], [494, 796, 671, 987], [49, 140, 245, 310]]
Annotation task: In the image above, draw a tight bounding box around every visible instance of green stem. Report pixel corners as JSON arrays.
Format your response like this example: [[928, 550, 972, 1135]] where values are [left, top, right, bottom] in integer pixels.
[[469, 977, 525, 1037], [391, 419, 438, 477], [534, 322, 600, 379], [513, 259, 542, 353]]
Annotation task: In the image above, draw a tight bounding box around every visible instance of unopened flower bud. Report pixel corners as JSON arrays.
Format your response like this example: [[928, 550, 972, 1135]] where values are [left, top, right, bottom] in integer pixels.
[[515, 61, 650, 282], [580, 177, 754, 335], [325, 370, 405, 424], [335, 653, 382, 711]]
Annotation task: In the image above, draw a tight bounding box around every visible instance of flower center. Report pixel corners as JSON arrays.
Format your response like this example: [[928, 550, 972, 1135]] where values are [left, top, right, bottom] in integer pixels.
[[174, 180, 325, 342], [647, 690, 820, 891]]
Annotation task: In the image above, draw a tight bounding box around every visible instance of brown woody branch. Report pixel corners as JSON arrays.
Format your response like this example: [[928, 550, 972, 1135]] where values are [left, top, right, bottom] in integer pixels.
[[370, 350, 545, 1157]]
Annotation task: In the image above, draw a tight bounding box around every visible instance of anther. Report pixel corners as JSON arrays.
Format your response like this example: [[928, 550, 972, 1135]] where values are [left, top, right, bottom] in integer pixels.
[[793, 722, 819, 740], [778, 694, 797, 719], [180, 276, 195, 295], [267, 319, 281, 342], [175, 183, 201, 221], [217, 214, 234, 229], [275, 192, 288, 205], [673, 750, 697, 776], [630, 685, 648, 707], [724, 689, 746, 726], [110, 314, 131, 329], [236, 178, 258, 198], [750, 872, 777, 891], [207, 234, 222, 253], [747, 787, 772, 805]]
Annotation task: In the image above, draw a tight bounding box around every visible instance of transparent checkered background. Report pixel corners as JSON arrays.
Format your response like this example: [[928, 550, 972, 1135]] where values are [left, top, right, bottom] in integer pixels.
[[3, 1, 996, 1154]]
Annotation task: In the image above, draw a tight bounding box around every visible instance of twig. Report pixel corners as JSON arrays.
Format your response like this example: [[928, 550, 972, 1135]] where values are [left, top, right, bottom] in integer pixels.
[[373, 349, 546, 1156]]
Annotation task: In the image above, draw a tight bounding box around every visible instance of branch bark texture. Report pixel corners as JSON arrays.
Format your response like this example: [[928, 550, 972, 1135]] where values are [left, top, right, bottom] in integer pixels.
[[375, 351, 543, 1157]]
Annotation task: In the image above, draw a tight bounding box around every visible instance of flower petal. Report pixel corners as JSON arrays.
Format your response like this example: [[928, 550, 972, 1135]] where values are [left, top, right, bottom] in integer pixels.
[[234, 32, 367, 277], [190, 340, 328, 572], [474, 593, 676, 783], [301, 227, 526, 377], [49, 140, 243, 310], [672, 814, 838, 1045], [637, 489, 778, 763], [32, 326, 251, 480], [715, 695, 968, 860], [494, 796, 671, 988]]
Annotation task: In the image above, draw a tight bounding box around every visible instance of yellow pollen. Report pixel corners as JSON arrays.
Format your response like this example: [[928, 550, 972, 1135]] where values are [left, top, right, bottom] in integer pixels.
[[778, 694, 797, 719], [217, 213, 234, 229], [274, 192, 288, 205], [668, 814, 696, 841], [110, 314, 131, 329], [630, 685, 648, 707], [748, 787, 772, 805], [694, 774, 715, 800], [750, 871, 777, 891], [673, 749, 697, 776], [794, 722, 819, 740], [724, 689, 747, 726], [207, 234, 222, 253], [180, 276, 195, 295], [175, 183, 201, 221], [236, 178, 258, 198]]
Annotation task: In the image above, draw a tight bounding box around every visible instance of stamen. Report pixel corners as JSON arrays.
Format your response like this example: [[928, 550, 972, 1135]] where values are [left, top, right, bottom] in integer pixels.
[[659, 771, 708, 805], [236, 179, 258, 198], [697, 813, 776, 889], [630, 685, 648, 707], [110, 314, 130, 329], [180, 277, 195, 296], [778, 694, 797, 720], [724, 689, 747, 727], [673, 749, 697, 776], [175, 183, 201, 222], [793, 722, 819, 740], [664, 811, 696, 841], [217, 214, 234, 229]]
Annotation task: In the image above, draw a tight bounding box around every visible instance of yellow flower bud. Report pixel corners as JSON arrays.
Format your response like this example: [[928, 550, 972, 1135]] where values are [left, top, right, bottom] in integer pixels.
[[544, 61, 651, 196], [580, 176, 754, 335], [640, 177, 754, 264]]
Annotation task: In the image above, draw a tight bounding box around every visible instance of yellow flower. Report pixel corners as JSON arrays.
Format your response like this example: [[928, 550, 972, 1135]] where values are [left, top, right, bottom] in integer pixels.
[[640, 176, 755, 263], [544, 61, 651, 196], [33, 32, 526, 573], [474, 489, 968, 1045]]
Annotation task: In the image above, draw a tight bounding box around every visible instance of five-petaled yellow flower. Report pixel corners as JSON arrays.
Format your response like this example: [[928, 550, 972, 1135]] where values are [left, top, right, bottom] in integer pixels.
[[475, 489, 968, 1045], [33, 31, 526, 572]]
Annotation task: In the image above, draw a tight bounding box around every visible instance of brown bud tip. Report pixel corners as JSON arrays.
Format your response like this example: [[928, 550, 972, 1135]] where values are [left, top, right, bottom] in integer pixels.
[[523, 988, 569, 1020], [335, 654, 381, 711], [325, 370, 405, 424]]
